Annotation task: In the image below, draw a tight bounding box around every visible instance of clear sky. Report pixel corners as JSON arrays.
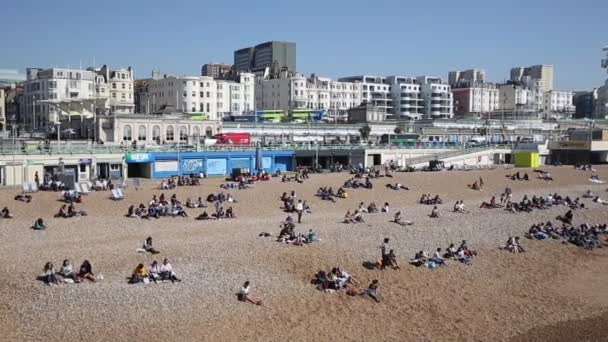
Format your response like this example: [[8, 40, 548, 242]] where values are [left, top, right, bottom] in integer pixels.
[[2, 0, 606, 90]]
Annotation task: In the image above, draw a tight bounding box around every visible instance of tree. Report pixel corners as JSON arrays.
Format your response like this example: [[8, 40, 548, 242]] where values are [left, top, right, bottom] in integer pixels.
[[359, 124, 371, 141]]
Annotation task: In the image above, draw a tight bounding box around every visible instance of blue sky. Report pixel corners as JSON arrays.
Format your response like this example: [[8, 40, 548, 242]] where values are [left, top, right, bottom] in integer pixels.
[[2, 0, 606, 90]]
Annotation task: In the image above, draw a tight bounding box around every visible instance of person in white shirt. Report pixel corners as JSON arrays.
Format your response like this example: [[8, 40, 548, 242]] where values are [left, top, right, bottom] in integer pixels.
[[160, 258, 181, 283], [382, 202, 389, 213], [239, 281, 262, 305], [295, 200, 304, 223], [58, 259, 79, 283], [149, 260, 161, 283], [431, 248, 446, 265]]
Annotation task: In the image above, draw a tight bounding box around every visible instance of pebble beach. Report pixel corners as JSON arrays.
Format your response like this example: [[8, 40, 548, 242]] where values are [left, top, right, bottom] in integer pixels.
[[1, 166, 608, 341]]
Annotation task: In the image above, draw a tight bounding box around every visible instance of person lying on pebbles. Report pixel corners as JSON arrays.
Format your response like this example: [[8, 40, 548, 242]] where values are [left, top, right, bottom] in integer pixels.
[[1, 207, 13, 218]]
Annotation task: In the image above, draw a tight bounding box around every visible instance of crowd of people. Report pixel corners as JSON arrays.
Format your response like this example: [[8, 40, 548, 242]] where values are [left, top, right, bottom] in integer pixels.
[[506, 171, 530, 181], [126, 193, 188, 219], [411, 240, 478, 268], [525, 222, 607, 250], [159, 175, 201, 189], [276, 216, 319, 245], [419, 194, 442, 205], [315, 187, 348, 202], [343, 177, 373, 189]]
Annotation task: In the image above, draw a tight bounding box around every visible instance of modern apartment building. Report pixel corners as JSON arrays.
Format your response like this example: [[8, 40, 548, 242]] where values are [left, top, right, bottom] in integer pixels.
[[386, 76, 423, 120], [234, 41, 296, 74], [416, 76, 454, 119], [201, 63, 233, 79], [452, 83, 500, 116], [338, 76, 393, 116], [510, 64, 554, 92], [448, 69, 485, 87], [146, 73, 255, 120], [255, 71, 362, 118]]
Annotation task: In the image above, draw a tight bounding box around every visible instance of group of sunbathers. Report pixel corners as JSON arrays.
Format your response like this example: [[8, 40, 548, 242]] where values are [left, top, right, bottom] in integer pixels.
[[130, 258, 181, 284], [127, 194, 188, 219], [343, 177, 373, 189], [159, 176, 200, 189], [315, 187, 348, 201], [453, 200, 470, 213], [277, 217, 319, 245], [54, 203, 87, 218], [344, 209, 366, 223], [526, 222, 607, 250], [505, 193, 584, 213], [411, 240, 477, 268], [14, 193, 32, 203], [40, 259, 96, 285], [419, 194, 442, 205], [506, 171, 530, 181], [313, 267, 359, 292], [220, 182, 250, 190], [574, 164, 595, 171], [62, 191, 82, 203]]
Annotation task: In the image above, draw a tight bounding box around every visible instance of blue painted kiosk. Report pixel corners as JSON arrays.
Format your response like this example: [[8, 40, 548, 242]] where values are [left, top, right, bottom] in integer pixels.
[[125, 150, 295, 178]]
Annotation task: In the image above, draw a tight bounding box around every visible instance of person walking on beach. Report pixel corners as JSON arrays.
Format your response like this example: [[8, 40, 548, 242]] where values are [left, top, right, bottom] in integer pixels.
[[295, 200, 304, 223]]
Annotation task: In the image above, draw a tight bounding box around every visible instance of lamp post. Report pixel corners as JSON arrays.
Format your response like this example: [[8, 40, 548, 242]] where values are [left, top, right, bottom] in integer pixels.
[[55, 122, 61, 153]]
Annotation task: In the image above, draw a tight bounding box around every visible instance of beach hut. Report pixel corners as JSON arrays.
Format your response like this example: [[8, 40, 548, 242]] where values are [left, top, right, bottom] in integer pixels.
[[514, 152, 541, 168]]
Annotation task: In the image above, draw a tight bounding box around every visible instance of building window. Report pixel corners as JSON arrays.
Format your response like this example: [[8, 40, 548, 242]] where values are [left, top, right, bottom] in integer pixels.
[[206, 103, 210, 112], [179, 127, 188, 141], [193, 126, 200, 137], [122, 125, 132, 141], [122, 83, 125, 89], [121, 93, 126, 99], [205, 126, 213, 138], [152, 125, 161, 142], [206, 91, 210, 98], [166, 126, 174, 141], [138, 125, 147, 141], [112, 83, 116, 89], [112, 93, 116, 98]]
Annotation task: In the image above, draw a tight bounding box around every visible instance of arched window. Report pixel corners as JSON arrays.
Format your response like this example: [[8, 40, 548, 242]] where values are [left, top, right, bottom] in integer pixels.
[[205, 126, 213, 138], [179, 126, 188, 142], [138, 125, 147, 141], [192, 126, 200, 138], [122, 125, 132, 141], [166, 125, 174, 141], [152, 125, 161, 142]]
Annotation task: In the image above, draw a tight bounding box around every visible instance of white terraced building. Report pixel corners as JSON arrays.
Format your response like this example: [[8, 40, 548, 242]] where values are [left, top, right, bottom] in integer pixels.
[[21, 66, 135, 129], [145, 73, 255, 120], [338, 75, 393, 116], [255, 70, 362, 119]]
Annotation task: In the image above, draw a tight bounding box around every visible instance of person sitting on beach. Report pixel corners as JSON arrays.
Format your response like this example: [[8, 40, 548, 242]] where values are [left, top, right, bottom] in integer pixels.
[[54, 204, 69, 218], [445, 243, 458, 258], [225, 206, 235, 219], [480, 196, 503, 209], [57, 259, 79, 283], [556, 210, 574, 225], [430, 206, 441, 218], [1, 207, 13, 219], [77, 260, 96, 282], [238, 281, 262, 305], [453, 200, 469, 213], [381, 202, 390, 213], [143, 237, 160, 254], [159, 258, 181, 283], [367, 202, 378, 213], [456, 248, 473, 265], [42, 262, 59, 286], [149, 260, 161, 283], [195, 210, 213, 220], [130, 263, 149, 284], [468, 181, 481, 191], [431, 248, 446, 266], [32, 218, 47, 230], [411, 251, 428, 267], [343, 210, 355, 224], [352, 210, 365, 223], [360, 279, 380, 303], [583, 190, 594, 198], [185, 198, 196, 208], [393, 211, 413, 226]]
